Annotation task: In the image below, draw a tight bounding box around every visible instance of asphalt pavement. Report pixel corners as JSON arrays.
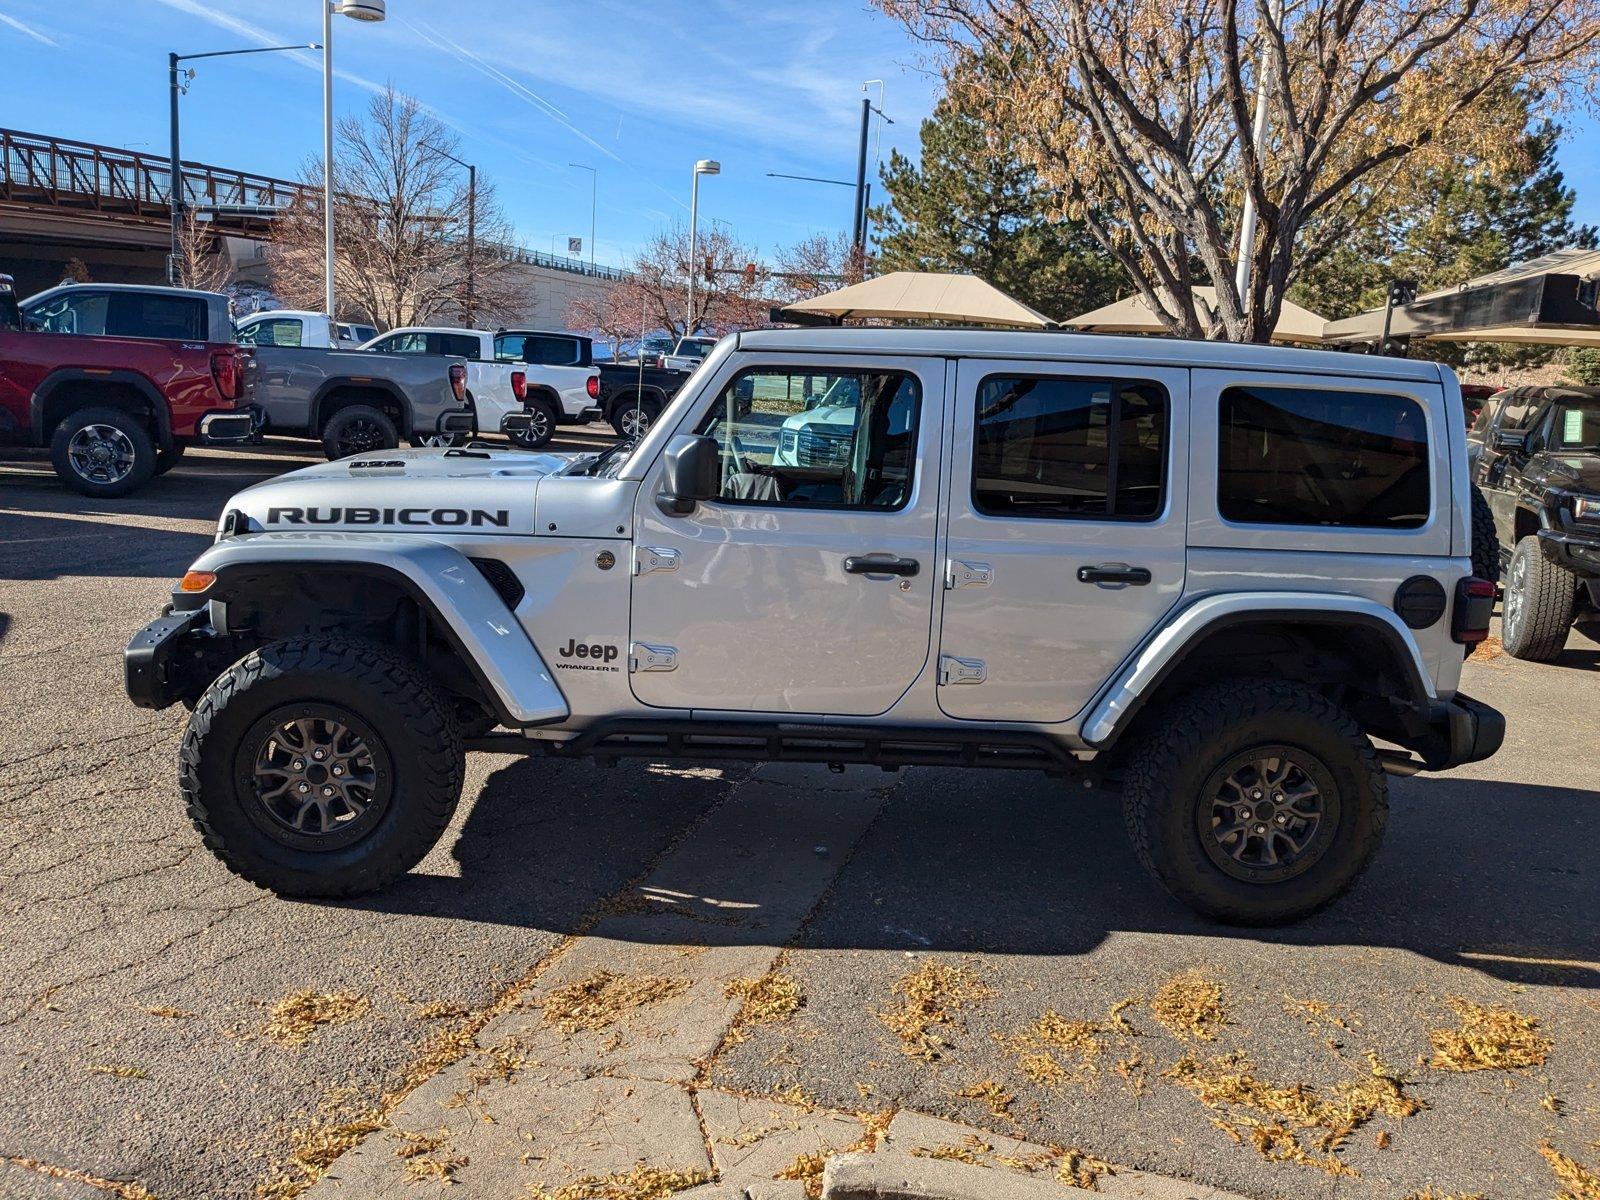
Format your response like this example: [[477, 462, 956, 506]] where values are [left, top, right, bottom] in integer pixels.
[[0, 438, 1596, 1200]]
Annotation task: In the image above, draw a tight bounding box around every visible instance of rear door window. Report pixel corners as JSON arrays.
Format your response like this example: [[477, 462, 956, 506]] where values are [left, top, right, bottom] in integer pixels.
[[1218, 385, 1429, 528], [435, 333, 482, 359], [105, 292, 206, 341]]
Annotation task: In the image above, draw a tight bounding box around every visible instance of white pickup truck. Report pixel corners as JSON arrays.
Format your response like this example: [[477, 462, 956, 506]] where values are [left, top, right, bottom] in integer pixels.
[[359, 326, 601, 447], [234, 310, 379, 349]]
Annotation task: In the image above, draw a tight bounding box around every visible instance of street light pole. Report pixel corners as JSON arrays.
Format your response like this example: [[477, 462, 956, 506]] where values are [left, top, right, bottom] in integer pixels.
[[427, 143, 478, 325], [852, 84, 893, 260], [685, 159, 720, 336], [167, 42, 317, 286], [322, 0, 386, 320], [569, 163, 596, 269]]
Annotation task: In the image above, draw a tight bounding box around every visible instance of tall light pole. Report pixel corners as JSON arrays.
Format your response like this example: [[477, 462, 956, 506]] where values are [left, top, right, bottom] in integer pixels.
[[428, 143, 477, 325], [569, 162, 596, 269], [167, 43, 315, 285], [323, 0, 386, 319], [853, 84, 893, 259], [1233, 0, 1284, 317], [685, 159, 720, 336]]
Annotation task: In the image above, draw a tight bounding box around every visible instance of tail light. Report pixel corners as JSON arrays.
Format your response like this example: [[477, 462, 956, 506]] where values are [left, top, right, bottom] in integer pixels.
[[586, 373, 600, 400], [210, 350, 241, 401], [449, 363, 467, 402], [1452, 577, 1496, 644], [511, 370, 527, 401]]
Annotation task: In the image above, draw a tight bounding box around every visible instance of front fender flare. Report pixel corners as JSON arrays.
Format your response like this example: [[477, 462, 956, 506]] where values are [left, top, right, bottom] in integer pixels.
[[1079, 591, 1436, 749], [189, 533, 569, 726]]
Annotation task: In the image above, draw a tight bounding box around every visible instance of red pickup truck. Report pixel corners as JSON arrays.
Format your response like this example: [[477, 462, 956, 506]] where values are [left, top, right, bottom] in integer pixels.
[[0, 279, 256, 497]]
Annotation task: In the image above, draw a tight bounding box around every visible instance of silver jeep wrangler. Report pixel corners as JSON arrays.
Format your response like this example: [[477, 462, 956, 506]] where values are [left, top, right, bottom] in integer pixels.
[[126, 328, 1504, 925]]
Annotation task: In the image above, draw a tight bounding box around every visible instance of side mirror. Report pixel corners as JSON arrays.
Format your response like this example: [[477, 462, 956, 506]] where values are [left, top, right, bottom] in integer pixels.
[[659, 434, 721, 515], [1492, 428, 1528, 454]]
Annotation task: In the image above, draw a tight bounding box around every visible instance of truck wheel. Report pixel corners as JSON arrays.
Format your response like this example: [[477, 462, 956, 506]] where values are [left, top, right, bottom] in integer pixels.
[[1121, 678, 1386, 926], [50, 406, 157, 498], [179, 637, 464, 898], [512, 398, 557, 448], [153, 442, 186, 476], [1500, 535, 1575, 661], [1469, 483, 1500, 586], [612, 398, 659, 438], [322, 405, 399, 460]]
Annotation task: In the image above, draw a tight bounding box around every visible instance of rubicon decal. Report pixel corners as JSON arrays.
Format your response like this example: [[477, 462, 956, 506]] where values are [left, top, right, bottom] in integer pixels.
[[265, 507, 511, 528]]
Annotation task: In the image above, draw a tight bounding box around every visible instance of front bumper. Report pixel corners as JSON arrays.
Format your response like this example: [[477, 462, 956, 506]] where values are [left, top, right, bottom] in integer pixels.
[[197, 405, 263, 444], [1410, 693, 1505, 770], [125, 607, 209, 708], [1538, 527, 1600, 578]]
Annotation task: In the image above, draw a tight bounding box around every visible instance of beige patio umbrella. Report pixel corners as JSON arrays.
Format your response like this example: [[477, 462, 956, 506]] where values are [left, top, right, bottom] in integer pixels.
[[779, 271, 1054, 328], [1066, 287, 1328, 344]]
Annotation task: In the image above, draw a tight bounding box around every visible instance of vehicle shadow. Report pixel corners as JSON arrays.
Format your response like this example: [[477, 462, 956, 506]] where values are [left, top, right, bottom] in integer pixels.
[[348, 757, 1600, 991], [1555, 615, 1600, 671]]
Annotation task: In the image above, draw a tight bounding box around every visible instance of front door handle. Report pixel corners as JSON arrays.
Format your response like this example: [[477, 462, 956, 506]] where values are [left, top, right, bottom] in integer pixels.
[[1077, 563, 1152, 586], [844, 555, 920, 578]]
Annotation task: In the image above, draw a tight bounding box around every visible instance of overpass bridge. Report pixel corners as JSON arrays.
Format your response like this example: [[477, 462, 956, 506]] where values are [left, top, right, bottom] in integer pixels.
[[0, 127, 625, 328]]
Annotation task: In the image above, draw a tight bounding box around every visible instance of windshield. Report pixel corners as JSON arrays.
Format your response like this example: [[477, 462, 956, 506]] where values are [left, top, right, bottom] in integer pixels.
[[1551, 400, 1600, 452]]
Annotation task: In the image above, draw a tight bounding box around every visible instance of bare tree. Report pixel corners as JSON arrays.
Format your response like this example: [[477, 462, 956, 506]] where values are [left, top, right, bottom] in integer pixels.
[[172, 212, 232, 293], [269, 85, 519, 330], [878, 0, 1600, 341], [566, 282, 645, 361], [771, 232, 868, 304]]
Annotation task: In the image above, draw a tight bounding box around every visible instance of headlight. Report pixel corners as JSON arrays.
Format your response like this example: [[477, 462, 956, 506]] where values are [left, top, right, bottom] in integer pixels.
[[1574, 495, 1600, 522]]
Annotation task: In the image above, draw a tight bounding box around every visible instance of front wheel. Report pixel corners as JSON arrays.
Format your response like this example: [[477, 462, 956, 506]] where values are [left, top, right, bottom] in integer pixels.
[[1501, 535, 1575, 661], [50, 406, 158, 498], [179, 637, 464, 897], [1121, 679, 1387, 925]]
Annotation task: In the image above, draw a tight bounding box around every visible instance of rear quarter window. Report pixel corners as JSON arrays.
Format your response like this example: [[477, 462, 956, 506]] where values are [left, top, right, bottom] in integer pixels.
[[1218, 385, 1430, 529]]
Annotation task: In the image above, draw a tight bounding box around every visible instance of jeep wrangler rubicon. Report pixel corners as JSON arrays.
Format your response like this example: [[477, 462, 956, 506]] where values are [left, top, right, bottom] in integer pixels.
[[1468, 384, 1600, 660], [126, 329, 1504, 925]]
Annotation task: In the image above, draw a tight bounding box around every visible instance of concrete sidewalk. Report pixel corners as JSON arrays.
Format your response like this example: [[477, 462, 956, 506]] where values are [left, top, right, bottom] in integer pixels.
[[301, 763, 1243, 1200]]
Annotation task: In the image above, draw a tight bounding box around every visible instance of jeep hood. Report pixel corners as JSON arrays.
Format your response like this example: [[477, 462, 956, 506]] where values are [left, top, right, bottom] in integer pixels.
[[223, 446, 577, 536]]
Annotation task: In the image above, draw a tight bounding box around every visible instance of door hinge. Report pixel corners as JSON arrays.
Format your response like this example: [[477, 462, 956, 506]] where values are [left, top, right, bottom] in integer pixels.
[[633, 546, 680, 575], [629, 642, 678, 672], [939, 655, 986, 685], [945, 559, 993, 590]]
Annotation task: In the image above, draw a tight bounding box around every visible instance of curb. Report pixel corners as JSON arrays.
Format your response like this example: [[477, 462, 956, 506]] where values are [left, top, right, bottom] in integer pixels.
[[822, 1149, 1245, 1200]]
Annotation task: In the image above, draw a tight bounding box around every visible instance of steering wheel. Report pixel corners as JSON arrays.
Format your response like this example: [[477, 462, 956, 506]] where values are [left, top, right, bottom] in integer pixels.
[[728, 432, 758, 476]]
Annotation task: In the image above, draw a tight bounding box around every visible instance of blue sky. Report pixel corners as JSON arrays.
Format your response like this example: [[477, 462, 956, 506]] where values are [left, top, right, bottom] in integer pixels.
[[0, 0, 1595, 269]]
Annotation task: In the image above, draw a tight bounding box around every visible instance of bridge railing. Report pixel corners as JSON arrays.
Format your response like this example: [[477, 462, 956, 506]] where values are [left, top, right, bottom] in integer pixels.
[[0, 127, 306, 226]]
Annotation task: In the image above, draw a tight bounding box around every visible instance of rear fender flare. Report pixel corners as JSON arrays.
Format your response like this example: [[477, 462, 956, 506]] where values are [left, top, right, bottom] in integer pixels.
[[189, 536, 569, 727], [32, 369, 173, 447], [309, 377, 415, 437], [1080, 591, 1436, 748]]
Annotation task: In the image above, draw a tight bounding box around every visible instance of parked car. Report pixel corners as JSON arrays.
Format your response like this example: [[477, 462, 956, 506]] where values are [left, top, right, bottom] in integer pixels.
[[1468, 384, 1600, 659], [236, 310, 376, 349], [127, 327, 1502, 925], [3, 281, 254, 496], [597, 356, 692, 437], [360, 326, 600, 448], [662, 335, 718, 372]]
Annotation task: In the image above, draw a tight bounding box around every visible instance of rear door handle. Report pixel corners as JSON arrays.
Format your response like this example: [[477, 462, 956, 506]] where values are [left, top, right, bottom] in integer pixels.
[[1077, 563, 1152, 586], [844, 555, 920, 578]]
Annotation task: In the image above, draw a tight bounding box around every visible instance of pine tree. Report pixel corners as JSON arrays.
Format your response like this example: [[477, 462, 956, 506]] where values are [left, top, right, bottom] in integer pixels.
[[872, 92, 1123, 323]]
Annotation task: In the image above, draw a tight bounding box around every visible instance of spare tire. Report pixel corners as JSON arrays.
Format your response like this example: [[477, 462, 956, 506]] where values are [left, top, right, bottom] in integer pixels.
[[1469, 483, 1500, 586]]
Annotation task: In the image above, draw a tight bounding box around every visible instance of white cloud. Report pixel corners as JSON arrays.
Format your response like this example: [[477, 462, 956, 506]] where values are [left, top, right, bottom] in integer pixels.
[[0, 9, 57, 45]]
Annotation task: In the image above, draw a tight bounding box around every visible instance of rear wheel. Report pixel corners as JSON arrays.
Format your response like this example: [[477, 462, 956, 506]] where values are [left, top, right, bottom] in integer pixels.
[[1501, 535, 1575, 661], [50, 406, 157, 498], [612, 397, 659, 438], [179, 637, 464, 897], [1121, 679, 1387, 925], [511, 398, 557, 448], [322, 404, 399, 460]]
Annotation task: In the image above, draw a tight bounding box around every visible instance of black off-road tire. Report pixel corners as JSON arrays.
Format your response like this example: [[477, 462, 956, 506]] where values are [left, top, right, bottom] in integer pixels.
[[1500, 535, 1575, 662], [1121, 679, 1387, 925], [1469, 483, 1500, 586], [179, 637, 464, 897], [49, 405, 157, 498], [153, 441, 186, 476], [321, 404, 399, 460]]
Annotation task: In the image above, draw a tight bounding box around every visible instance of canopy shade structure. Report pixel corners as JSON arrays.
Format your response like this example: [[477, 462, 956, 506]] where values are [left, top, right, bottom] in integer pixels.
[[1322, 246, 1600, 348], [777, 271, 1054, 328], [1064, 288, 1328, 344]]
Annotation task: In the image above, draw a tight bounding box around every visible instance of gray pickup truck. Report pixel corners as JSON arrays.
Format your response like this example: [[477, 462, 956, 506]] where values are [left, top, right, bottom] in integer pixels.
[[242, 340, 475, 460]]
